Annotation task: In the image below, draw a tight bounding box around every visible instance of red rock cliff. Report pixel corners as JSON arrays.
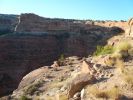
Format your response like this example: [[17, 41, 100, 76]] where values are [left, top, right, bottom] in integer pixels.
[[0, 13, 126, 96]]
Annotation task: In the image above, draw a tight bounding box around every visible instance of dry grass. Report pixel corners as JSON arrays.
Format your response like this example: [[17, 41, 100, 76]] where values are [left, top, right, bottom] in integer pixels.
[[105, 56, 116, 66], [114, 41, 131, 52], [88, 86, 121, 99], [55, 94, 68, 100], [113, 41, 132, 59], [128, 48, 133, 56], [24, 80, 43, 95], [122, 67, 133, 85], [44, 94, 68, 100], [112, 52, 122, 60], [115, 59, 125, 73], [48, 80, 65, 89], [44, 96, 54, 100], [48, 72, 81, 90]]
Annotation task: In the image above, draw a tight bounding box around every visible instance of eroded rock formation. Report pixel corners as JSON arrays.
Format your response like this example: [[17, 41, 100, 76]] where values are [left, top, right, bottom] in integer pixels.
[[0, 13, 127, 96], [0, 14, 18, 33], [126, 18, 133, 36]]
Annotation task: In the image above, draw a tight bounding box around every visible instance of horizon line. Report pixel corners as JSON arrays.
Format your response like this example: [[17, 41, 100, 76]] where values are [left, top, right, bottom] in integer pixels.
[[0, 12, 130, 21]]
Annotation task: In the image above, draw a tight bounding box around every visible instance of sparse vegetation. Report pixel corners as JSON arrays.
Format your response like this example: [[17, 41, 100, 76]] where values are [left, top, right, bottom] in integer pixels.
[[88, 86, 121, 99], [56, 94, 68, 100], [20, 95, 30, 100], [93, 45, 114, 56], [44, 94, 67, 100], [115, 58, 125, 73], [94, 41, 133, 59], [58, 54, 65, 66], [25, 85, 37, 95], [24, 81, 43, 95], [128, 48, 133, 56], [105, 56, 116, 66], [114, 41, 131, 52], [112, 52, 122, 59], [122, 67, 133, 85], [114, 41, 132, 58]]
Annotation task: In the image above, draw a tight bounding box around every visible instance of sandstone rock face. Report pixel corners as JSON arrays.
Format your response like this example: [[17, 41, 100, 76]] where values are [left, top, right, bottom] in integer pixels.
[[67, 73, 96, 99], [0, 13, 127, 96], [0, 14, 18, 33], [0, 35, 60, 96], [94, 21, 128, 31], [18, 67, 49, 89], [15, 14, 68, 32], [81, 61, 92, 74], [126, 18, 133, 37]]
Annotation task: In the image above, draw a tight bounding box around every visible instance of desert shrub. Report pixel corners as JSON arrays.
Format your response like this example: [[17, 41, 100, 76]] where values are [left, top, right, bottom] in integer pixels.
[[112, 52, 122, 60], [24, 81, 43, 95], [20, 95, 30, 100], [58, 54, 65, 66], [122, 67, 133, 85], [110, 41, 133, 61], [88, 86, 121, 99], [128, 48, 133, 56], [93, 45, 114, 56], [107, 86, 120, 99], [114, 41, 131, 52], [45, 94, 67, 100], [25, 85, 37, 95], [115, 59, 125, 73], [114, 41, 132, 58], [105, 56, 116, 66]]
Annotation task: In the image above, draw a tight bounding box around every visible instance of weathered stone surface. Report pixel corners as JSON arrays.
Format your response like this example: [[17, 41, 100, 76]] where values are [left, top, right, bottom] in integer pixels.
[[0, 14, 18, 33], [126, 18, 133, 37], [67, 73, 96, 98], [51, 61, 59, 68], [18, 67, 48, 89], [81, 61, 93, 74], [0, 35, 60, 96]]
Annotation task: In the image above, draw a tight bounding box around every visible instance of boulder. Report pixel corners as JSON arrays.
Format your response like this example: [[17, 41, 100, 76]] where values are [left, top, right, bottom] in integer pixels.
[[81, 61, 93, 74], [51, 61, 59, 68], [17, 67, 48, 89], [73, 92, 81, 100], [67, 73, 96, 98]]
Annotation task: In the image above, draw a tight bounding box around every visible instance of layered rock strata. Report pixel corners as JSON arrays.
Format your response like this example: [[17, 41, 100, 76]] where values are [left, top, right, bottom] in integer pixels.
[[0, 13, 127, 96]]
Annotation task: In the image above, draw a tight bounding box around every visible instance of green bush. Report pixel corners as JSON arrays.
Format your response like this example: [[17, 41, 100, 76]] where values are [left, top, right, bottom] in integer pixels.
[[58, 54, 65, 66], [93, 45, 114, 56]]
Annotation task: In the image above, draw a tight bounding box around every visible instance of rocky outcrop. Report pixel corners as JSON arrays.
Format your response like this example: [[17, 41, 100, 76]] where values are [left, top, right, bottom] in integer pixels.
[[0, 14, 18, 33], [0, 35, 60, 96], [81, 61, 93, 74], [126, 18, 133, 37], [67, 73, 96, 99]]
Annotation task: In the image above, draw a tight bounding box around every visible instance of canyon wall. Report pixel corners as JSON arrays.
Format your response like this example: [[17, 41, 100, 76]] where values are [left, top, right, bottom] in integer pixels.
[[0, 14, 18, 33], [0, 13, 126, 96]]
